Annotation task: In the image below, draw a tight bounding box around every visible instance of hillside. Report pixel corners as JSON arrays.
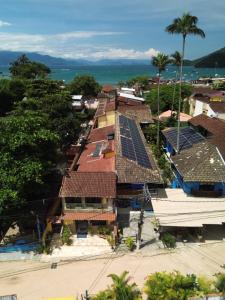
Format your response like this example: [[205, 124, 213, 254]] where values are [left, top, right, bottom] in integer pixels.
[[193, 47, 225, 68]]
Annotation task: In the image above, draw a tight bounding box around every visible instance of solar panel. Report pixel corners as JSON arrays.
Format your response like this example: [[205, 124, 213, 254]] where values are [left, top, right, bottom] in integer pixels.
[[119, 115, 151, 168], [163, 127, 205, 151]]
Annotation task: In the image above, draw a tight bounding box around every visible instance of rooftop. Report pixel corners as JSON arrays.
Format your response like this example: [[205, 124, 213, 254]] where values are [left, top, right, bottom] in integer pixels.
[[152, 188, 225, 227], [172, 141, 225, 183], [88, 125, 115, 143], [94, 98, 116, 118], [118, 92, 145, 102], [117, 104, 153, 124], [59, 172, 116, 198], [159, 110, 192, 122], [62, 211, 116, 221], [209, 101, 225, 113], [115, 113, 161, 184], [189, 114, 225, 159], [162, 127, 205, 152]]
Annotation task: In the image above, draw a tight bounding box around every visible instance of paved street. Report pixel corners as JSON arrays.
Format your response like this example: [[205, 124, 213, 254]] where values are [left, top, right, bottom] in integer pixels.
[[1, 241, 225, 300]]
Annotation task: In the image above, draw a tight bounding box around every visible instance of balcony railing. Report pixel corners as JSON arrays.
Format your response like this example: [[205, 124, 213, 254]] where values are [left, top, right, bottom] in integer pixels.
[[64, 202, 112, 211]]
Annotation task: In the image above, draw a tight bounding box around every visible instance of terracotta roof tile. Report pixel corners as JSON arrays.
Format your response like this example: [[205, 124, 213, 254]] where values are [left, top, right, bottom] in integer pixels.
[[59, 172, 116, 198], [88, 125, 115, 143], [62, 211, 116, 221], [189, 114, 225, 159], [117, 104, 153, 124], [172, 142, 225, 183], [209, 102, 225, 113]]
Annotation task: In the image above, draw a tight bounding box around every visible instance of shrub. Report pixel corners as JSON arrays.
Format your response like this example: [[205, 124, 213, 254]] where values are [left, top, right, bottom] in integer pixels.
[[125, 236, 135, 251], [97, 226, 111, 236], [161, 233, 176, 248], [107, 234, 115, 249], [61, 225, 72, 245], [88, 225, 98, 236], [215, 273, 225, 293]]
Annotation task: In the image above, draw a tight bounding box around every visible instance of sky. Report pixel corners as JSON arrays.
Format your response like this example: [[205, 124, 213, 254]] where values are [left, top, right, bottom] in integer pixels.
[[0, 0, 224, 60]]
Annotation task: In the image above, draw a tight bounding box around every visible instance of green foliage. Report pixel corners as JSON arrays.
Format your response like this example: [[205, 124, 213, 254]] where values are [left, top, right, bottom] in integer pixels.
[[214, 82, 225, 90], [144, 271, 200, 300], [93, 271, 141, 300], [61, 225, 72, 245], [126, 75, 150, 90], [9, 54, 51, 79], [25, 79, 65, 98], [125, 237, 135, 251], [97, 226, 112, 236], [69, 74, 101, 96], [0, 112, 59, 213], [145, 84, 192, 115], [215, 273, 225, 293], [152, 53, 171, 74], [161, 233, 176, 248], [106, 234, 115, 248], [0, 78, 26, 116]]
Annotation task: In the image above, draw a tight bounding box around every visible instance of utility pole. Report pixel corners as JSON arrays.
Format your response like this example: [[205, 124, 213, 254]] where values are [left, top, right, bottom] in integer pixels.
[[36, 214, 41, 242], [136, 184, 151, 250], [81, 290, 89, 300]]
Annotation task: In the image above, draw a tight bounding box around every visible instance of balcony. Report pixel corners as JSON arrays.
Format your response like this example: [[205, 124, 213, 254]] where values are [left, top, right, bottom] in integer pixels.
[[64, 202, 113, 211]]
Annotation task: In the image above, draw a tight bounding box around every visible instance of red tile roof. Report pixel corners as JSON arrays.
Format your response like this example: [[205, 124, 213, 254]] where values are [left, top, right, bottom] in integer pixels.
[[88, 125, 115, 143], [62, 211, 116, 221], [77, 140, 115, 172], [59, 172, 116, 198], [102, 85, 116, 93], [209, 102, 225, 113]]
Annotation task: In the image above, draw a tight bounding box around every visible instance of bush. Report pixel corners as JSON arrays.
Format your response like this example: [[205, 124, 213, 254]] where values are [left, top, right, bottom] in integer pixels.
[[107, 234, 115, 249], [215, 273, 225, 293], [161, 233, 176, 248], [158, 155, 167, 169], [125, 236, 135, 251], [61, 225, 72, 245], [88, 225, 98, 236], [97, 226, 111, 236]]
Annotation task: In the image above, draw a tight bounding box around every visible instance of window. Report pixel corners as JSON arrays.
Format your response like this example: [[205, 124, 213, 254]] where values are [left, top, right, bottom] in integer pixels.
[[86, 197, 101, 204], [66, 197, 82, 203]]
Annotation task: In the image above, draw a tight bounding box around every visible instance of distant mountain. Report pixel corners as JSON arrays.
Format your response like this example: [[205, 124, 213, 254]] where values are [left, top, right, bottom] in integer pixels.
[[0, 51, 151, 68], [0, 51, 92, 67], [193, 47, 225, 68]]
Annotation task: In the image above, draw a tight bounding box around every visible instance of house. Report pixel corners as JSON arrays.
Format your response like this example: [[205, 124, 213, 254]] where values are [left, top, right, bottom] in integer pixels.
[[71, 95, 84, 110], [94, 98, 116, 128], [59, 123, 117, 235], [189, 114, 225, 160], [117, 92, 145, 103], [188, 88, 225, 120], [115, 113, 162, 204], [159, 110, 192, 123], [162, 127, 225, 196]]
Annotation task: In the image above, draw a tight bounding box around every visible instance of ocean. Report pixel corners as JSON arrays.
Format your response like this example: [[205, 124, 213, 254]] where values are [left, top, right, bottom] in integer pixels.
[[1, 65, 225, 85]]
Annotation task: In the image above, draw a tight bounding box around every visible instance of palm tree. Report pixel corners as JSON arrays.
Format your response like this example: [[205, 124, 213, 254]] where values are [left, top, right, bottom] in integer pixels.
[[166, 13, 205, 152], [152, 53, 171, 147], [170, 51, 181, 116], [92, 271, 141, 300]]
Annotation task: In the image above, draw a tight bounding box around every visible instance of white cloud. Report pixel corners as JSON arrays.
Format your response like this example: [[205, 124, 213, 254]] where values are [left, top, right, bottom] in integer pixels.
[[0, 31, 158, 60], [0, 20, 11, 27]]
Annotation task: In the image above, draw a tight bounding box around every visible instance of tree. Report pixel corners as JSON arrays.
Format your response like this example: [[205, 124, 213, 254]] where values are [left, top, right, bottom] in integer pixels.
[[9, 54, 51, 79], [170, 51, 182, 114], [166, 12, 205, 152], [0, 112, 59, 215], [69, 75, 101, 96], [145, 83, 192, 115], [0, 79, 26, 116], [152, 53, 171, 147], [126, 75, 150, 90], [144, 271, 212, 300], [92, 271, 142, 300]]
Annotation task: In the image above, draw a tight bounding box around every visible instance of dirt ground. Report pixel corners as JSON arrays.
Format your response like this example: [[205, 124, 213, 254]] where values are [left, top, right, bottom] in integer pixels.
[[1, 242, 225, 300]]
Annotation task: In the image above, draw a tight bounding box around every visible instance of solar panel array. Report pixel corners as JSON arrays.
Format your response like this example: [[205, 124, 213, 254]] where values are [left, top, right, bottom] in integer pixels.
[[119, 115, 151, 168], [164, 127, 205, 151]]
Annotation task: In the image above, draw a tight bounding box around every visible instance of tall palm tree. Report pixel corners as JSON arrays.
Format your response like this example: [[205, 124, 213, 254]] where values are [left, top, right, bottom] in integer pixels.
[[170, 51, 182, 116], [152, 53, 171, 147], [166, 13, 205, 152]]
